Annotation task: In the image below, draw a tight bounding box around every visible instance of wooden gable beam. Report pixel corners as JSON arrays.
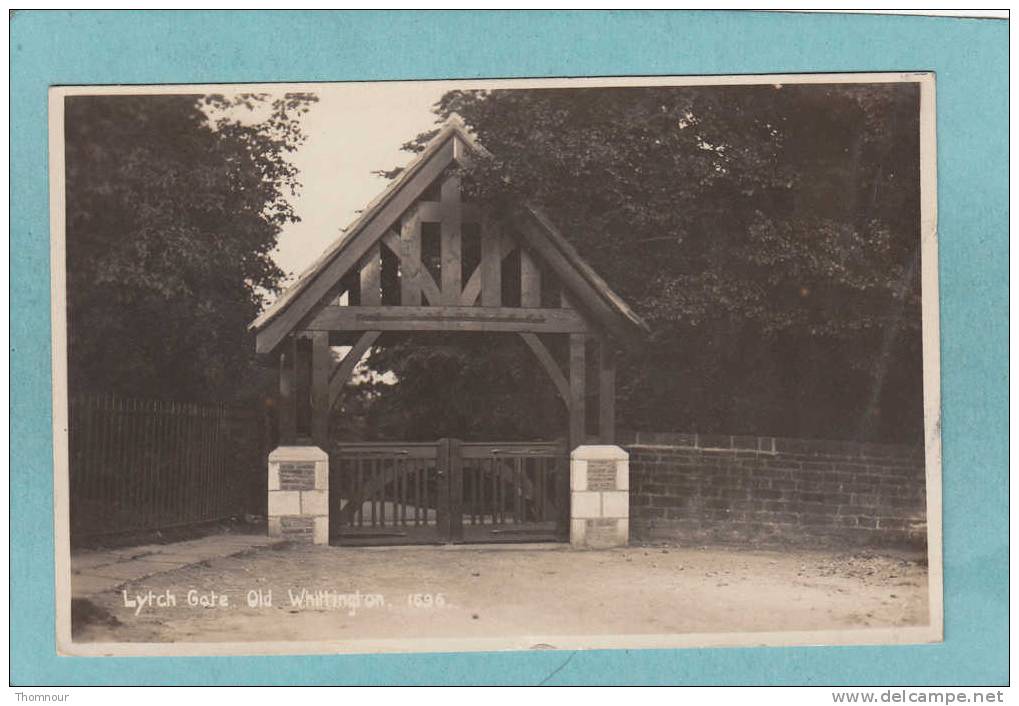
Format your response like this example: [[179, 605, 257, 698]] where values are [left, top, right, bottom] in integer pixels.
[[255, 137, 456, 354], [512, 206, 640, 346]]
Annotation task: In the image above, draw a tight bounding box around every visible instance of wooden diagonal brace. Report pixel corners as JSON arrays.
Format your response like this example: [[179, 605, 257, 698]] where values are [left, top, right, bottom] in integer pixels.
[[328, 330, 382, 409], [461, 227, 518, 306], [519, 332, 570, 409]]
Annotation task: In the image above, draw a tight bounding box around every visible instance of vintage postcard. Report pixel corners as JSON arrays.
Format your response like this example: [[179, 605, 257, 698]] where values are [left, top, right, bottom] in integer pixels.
[[50, 73, 942, 656]]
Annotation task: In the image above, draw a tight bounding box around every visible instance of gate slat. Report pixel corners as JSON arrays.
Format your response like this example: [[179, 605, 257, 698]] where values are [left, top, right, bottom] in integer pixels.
[[414, 462, 421, 526], [515, 457, 523, 525], [331, 440, 563, 545]]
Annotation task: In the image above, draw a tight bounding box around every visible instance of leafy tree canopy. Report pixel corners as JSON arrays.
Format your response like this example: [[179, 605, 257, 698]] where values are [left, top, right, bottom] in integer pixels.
[[65, 92, 316, 403], [365, 84, 923, 443]]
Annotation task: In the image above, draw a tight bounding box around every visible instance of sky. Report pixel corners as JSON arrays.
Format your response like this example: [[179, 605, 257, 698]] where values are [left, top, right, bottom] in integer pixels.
[[269, 82, 448, 287]]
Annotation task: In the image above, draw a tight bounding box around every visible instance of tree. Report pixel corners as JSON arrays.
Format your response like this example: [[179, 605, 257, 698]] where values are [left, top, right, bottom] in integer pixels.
[[64, 92, 317, 403], [366, 83, 923, 443]]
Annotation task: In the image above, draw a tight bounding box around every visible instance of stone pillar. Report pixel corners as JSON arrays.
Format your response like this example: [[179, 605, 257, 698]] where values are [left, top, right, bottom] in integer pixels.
[[268, 446, 328, 545], [570, 445, 629, 548]]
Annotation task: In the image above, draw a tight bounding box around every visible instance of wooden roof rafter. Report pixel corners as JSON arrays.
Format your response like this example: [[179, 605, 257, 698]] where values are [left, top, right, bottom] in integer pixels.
[[249, 113, 650, 356]]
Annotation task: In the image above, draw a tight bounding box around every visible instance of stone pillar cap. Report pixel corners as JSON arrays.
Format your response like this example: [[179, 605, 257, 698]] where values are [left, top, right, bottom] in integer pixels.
[[570, 445, 629, 461], [269, 446, 329, 461]]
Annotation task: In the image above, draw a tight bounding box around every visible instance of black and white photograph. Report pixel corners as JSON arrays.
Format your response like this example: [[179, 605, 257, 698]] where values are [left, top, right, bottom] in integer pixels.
[[51, 74, 941, 655]]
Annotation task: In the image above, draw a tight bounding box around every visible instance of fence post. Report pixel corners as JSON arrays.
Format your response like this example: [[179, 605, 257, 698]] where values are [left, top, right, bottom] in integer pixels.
[[68, 393, 262, 541]]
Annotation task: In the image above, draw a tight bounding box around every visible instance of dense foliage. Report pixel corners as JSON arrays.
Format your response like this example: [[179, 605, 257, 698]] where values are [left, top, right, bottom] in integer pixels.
[[64, 93, 316, 403], [365, 83, 923, 443]]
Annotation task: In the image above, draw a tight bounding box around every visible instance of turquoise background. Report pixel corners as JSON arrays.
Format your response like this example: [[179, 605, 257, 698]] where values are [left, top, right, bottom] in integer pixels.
[[10, 10, 1008, 685]]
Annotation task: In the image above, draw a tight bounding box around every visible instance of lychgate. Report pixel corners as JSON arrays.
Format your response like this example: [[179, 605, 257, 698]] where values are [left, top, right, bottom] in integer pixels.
[[250, 114, 648, 546]]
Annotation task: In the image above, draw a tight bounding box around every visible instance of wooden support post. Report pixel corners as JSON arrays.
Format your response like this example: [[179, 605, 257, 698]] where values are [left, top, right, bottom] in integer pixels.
[[278, 339, 296, 445], [310, 331, 331, 448], [360, 242, 382, 306], [562, 335, 588, 539], [569, 333, 587, 451], [400, 206, 421, 306], [440, 174, 462, 304], [598, 338, 616, 444], [520, 248, 541, 308]]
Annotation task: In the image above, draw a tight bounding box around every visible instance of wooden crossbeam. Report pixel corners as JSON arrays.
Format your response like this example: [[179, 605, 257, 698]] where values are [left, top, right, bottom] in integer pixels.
[[417, 201, 441, 220], [328, 330, 382, 409], [308, 305, 592, 335], [418, 201, 481, 223], [519, 333, 570, 409]]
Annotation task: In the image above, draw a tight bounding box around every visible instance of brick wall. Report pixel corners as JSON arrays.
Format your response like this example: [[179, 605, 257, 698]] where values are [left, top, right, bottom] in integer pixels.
[[627, 432, 928, 548]]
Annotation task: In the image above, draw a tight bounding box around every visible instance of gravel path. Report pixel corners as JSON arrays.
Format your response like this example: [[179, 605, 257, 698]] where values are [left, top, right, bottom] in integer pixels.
[[72, 541, 930, 649]]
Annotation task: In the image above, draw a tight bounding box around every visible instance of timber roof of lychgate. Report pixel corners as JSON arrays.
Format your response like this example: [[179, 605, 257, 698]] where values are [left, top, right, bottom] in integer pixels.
[[249, 113, 649, 342]]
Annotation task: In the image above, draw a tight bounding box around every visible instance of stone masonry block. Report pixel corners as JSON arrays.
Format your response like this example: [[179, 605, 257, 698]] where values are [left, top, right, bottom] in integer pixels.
[[302, 489, 328, 516], [314, 461, 329, 490], [572, 445, 629, 462], [571, 491, 602, 519], [616, 459, 629, 491], [267, 491, 301, 517], [571, 460, 588, 492], [570, 518, 588, 545], [269, 445, 328, 463], [280, 516, 314, 541], [602, 491, 630, 518], [313, 516, 329, 545], [268, 446, 330, 544], [584, 518, 628, 548]]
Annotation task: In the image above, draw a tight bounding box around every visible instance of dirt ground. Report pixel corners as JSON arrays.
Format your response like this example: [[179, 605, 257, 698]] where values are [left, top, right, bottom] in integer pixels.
[[73, 541, 930, 648]]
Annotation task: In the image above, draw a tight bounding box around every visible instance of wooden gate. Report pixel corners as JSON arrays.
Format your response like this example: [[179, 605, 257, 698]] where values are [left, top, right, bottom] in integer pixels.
[[330, 439, 568, 545]]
